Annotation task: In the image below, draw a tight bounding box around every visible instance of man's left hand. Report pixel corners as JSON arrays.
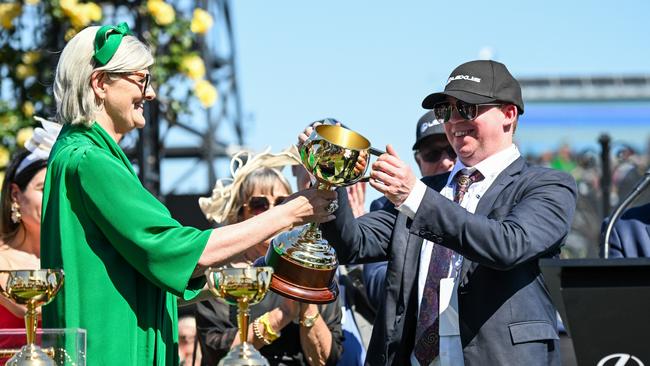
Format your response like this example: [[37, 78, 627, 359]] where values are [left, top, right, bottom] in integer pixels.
[[369, 144, 417, 207]]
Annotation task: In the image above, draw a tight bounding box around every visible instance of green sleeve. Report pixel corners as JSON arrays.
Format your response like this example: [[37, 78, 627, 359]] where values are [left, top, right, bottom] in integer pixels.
[[72, 147, 210, 298]]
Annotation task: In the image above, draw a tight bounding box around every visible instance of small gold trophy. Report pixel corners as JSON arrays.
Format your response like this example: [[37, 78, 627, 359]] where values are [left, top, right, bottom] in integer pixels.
[[0, 269, 64, 366], [205, 266, 274, 366], [265, 124, 381, 303]]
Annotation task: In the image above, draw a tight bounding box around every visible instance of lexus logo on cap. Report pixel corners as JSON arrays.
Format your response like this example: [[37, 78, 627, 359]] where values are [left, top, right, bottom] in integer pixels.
[[420, 120, 441, 133], [597, 353, 644, 366], [447, 74, 481, 84]]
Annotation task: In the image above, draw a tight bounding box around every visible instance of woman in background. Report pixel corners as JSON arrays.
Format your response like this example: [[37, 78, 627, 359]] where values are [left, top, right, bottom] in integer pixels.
[[197, 150, 343, 366], [0, 120, 60, 360]]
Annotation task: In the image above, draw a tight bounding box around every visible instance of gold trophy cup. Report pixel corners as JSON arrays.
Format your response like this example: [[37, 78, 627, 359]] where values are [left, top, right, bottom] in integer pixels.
[[0, 269, 64, 366], [205, 266, 274, 366], [265, 124, 382, 303]]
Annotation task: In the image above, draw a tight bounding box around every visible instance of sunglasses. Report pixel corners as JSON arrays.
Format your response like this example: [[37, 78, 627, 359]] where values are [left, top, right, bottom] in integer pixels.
[[244, 195, 288, 215], [433, 100, 502, 123], [415, 146, 457, 163], [119, 71, 151, 97]]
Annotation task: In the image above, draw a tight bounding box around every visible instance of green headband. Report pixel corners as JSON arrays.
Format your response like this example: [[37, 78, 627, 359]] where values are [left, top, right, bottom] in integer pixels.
[[93, 22, 133, 66]]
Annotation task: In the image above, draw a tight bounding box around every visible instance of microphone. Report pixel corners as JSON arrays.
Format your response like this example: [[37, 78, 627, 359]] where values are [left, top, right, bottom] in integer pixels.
[[602, 168, 650, 258]]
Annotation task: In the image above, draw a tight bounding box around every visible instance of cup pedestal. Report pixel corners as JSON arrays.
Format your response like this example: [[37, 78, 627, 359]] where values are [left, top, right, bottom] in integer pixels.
[[5, 344, 55, 366], [265, 224, 338, 303]]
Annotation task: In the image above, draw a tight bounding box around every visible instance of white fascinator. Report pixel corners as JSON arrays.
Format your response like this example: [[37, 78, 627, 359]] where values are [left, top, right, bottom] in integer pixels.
[[15, 116, 63, 175], [199, 146, 301, 224]]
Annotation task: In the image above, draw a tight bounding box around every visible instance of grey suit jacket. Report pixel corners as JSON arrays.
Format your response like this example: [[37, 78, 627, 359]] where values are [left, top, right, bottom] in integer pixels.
[[321, 157, 577, 366]]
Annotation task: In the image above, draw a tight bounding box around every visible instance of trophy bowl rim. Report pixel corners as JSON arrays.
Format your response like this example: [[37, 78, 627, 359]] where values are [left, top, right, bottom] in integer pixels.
[[313, 124, 371, 151]]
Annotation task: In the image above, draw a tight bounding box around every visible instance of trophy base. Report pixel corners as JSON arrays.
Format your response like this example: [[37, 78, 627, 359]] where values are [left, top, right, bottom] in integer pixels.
[[6, 344, 56, 366], [218, 342, 269, 366], [264, 245, 339, 304]]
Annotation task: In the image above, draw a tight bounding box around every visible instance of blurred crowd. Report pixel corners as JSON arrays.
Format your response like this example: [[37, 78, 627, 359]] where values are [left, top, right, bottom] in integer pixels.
[[524, 141, 650, 258]]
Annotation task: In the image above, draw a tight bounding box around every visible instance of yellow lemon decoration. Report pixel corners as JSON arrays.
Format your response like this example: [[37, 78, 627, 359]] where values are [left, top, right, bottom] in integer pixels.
[[60, 0, 102, 29], [179, 54, 206, 81], [21, 51, 41, 65], [16, 64, 37, 80], [0, 3, 22, 29], [194, 80, 218, 108], [16, 127, 34, 148], [0, 146, 9, 168], [22, 102, 35, 117], [190, 8, 213, 34], [147, 0, 175, 26]]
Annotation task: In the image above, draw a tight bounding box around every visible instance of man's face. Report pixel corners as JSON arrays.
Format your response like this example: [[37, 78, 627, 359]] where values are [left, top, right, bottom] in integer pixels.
[[442, 97, 515, 166], [414, 135, 455, 176]]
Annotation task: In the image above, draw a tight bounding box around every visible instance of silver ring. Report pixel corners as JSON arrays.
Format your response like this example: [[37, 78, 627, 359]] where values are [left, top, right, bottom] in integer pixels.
[[326, 199, 339, 213]]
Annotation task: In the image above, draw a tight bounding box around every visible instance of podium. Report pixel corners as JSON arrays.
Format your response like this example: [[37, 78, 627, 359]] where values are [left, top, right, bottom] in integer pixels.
[[539, 258, 650, 366]]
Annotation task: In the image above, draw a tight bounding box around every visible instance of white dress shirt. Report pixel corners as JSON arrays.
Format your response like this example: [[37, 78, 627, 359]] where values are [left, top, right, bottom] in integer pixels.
[[398, 144, 521, 366]]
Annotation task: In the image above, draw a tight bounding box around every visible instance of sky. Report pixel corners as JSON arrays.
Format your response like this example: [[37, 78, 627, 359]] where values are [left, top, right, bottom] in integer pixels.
[[214, 0, 650, 203], [164, 0, 650, 200]]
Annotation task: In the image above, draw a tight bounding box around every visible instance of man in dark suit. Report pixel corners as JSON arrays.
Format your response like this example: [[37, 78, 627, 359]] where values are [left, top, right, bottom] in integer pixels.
[[601, 202, 650, 258], [315, 60, 577, 365], [364, 110, 456, 307]]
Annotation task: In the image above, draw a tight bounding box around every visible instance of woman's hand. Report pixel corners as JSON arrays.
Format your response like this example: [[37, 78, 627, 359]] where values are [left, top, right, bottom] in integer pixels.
[[265, 297, 300, 333], [346, 182, 366, 218], [298, 303, 332, 366], [278, 297, 301, 322], [297, 120, 342, 147], [298, 123, 317, 146], [280, 188, 338, 225]]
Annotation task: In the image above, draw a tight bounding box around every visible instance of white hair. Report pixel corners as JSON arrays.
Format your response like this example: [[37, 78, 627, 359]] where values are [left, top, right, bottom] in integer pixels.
[[54, 26, 154, 126]]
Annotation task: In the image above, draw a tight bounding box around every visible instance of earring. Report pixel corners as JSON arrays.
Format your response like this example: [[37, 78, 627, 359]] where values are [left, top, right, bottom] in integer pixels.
[[11, 201, 21, 224]]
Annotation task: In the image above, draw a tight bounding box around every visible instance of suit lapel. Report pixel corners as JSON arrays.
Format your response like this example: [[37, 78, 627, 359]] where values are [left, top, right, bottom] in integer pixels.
[[400, 219, 423, 309], [475, 157, 524, 216], [460, 157, 525, 283]]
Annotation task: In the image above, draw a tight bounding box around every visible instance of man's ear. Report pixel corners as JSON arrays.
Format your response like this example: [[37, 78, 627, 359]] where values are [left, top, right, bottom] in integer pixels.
[[501, 104, 518, 133], [90, 71, 107, 100]]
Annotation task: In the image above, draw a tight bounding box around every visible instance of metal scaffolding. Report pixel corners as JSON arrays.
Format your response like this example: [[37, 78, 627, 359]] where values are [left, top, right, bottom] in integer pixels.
[[129, 0, 244, 201]]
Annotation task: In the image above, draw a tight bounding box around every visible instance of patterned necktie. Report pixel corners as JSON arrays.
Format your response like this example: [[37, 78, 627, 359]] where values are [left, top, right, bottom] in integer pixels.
[[453, 169, 484, 204], [413, 168, 484, 365]]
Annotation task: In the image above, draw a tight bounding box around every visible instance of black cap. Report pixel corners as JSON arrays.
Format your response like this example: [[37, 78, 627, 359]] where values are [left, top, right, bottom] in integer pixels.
[[412, 110, 445, 150], [421, 60, 524, 115]]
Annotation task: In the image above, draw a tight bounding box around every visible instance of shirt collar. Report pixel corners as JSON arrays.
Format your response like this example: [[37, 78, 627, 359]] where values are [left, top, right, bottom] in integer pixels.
[[447, 144, 520, 185]]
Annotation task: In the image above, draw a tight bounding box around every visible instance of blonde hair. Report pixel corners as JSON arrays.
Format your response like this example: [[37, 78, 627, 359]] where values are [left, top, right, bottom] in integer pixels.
[[54, 25, 154, 126], [199, 147, 301, 225]]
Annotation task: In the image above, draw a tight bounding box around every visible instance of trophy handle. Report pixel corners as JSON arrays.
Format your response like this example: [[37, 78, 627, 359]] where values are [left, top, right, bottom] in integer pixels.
[[255, 268, 271, 297], [0, 271, 10, 299], [47, 270, 64, 301], [368, 147, 385, 156], [204, 267, 219, 297]]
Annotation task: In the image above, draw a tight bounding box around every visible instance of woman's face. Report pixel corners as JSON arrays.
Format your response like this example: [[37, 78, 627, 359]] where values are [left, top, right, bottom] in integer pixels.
[[240, 180, 290, 260], [102, 70, 156, 135], [11, 168, 46, 235]]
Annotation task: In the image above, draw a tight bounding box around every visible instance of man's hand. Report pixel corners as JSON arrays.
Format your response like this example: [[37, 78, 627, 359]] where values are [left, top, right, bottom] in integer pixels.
[[369, 144, 417, 207]]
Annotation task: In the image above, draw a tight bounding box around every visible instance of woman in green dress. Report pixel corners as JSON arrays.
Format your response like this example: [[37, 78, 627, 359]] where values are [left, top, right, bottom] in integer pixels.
[[41, 23, 337, 366]]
